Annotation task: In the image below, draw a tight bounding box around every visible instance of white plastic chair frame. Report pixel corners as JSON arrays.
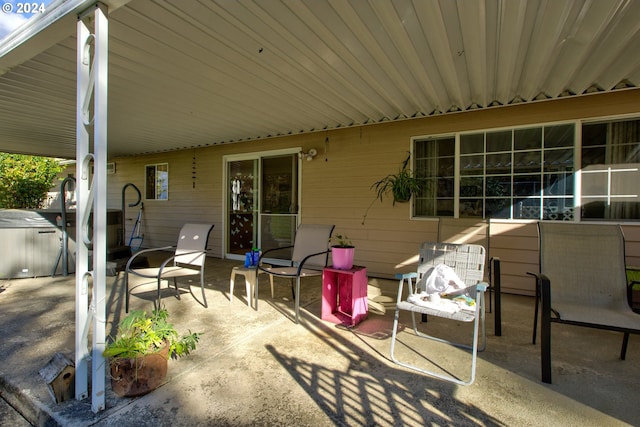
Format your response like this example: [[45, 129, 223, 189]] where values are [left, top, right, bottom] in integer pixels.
[[390, 242, 487, 386], [258, 224, 334, 323], [125, 223, 214, 312]]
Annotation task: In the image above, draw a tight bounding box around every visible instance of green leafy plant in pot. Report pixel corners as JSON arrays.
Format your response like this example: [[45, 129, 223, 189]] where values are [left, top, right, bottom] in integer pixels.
[[331, 234, 355, 270], [103, 308, 201, 397], [362, 153, 420, 224]]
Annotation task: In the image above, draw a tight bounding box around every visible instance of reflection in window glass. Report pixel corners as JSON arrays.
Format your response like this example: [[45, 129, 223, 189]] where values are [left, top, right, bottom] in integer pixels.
[[460, 177, 483, 197], [513, 150, 542, 173], [514, 128, 541, 151], [486, 176, 512, 197], [513, 175, 541, 197], [414, 123, 576, 220], [460, 154, 484, 176], [262, 156, 297, 214], [486, 130, 511, 152], [413, 136, 455, 216], [460, 133, 483, 154], [544, 124, 574, 148], [414, 119, 640, 221], [544, 149, 573, 173], [581, 118, 640, 221], [485, 153, 511, 175]]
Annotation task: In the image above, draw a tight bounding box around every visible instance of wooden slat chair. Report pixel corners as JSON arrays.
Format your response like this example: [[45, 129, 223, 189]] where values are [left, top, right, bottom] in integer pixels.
[[529, 222, 640, 384], [390, 242, 488, 386]]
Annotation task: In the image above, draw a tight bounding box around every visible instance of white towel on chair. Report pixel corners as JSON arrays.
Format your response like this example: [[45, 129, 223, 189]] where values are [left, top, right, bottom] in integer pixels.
[[407, 293, 460, 313], [421, 264, 466, 295]]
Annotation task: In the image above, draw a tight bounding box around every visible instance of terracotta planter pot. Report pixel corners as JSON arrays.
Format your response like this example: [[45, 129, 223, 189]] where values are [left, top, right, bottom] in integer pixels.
[[109, 343, 169, 397], [332, 246, 355, 270]]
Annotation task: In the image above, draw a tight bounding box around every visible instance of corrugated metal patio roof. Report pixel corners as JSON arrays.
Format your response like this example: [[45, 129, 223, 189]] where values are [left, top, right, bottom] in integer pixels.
[[0, 0, 638, 159]]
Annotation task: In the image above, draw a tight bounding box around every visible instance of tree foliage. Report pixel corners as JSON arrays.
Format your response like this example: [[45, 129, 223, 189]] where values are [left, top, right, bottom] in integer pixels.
[[0, 154, 64, 209]]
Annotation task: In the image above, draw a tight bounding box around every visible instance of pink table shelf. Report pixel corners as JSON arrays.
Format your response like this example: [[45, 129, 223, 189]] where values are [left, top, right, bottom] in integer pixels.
[[322, 266, 368, 327]]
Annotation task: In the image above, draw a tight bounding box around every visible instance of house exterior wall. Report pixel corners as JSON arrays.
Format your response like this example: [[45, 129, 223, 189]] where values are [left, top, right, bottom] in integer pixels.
[[106, 89, 640, 295]]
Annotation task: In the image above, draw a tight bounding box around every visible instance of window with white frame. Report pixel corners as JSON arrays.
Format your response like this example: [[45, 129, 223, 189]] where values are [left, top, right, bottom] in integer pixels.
[[413, 117, 640, 221], [414, 135, 455, 217], [145, 163, 168, 200], [581, 118, 640, 220]]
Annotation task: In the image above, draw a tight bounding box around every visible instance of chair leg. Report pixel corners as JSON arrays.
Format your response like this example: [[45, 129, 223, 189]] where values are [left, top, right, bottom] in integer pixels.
[[390, 305, 484, 386], [269, 274, 274, 299], [532, 279, 540, 345], [156, 277, 163, 310], [200, 270, 208, 308], [389, 305, 402, 363], [492, 258, 502, 337], [293, 277, 301, 323], [487, 258, 493, 314], [389, 282, 486, 386], [540, 276, 552, 384], [125, 272, 130, 313], [229, 270, 236, 302], [230, 269, 255, 309], [244, 275, 253, 309], [621, 332, 630, 360], [252, 270, 259, 310]]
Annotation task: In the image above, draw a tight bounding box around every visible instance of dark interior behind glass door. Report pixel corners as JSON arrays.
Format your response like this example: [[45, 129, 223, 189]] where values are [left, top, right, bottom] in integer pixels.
[[260, 155, 298, 257]]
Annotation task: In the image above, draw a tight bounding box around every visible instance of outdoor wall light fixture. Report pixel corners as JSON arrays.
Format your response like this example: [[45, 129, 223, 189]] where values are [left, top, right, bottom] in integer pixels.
[[300, 148, 318, 161]]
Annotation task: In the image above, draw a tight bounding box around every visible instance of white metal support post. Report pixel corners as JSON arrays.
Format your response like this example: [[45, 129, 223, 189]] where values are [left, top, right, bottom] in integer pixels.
[[76, 2, 108, 413]]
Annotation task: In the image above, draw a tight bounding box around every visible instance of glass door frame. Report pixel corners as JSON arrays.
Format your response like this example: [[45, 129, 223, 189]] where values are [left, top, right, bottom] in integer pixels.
[[223, 147, 302, 261]]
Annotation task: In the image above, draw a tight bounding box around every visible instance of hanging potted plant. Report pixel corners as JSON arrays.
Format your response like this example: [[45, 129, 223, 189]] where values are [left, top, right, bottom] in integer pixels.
[[103, 308, 201, 397], [331, 234, 355, 270], [362, 153, 420, 224]]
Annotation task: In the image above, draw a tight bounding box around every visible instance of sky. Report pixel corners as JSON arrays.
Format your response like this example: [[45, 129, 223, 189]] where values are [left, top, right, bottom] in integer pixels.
[[0, 0, 56, 40]]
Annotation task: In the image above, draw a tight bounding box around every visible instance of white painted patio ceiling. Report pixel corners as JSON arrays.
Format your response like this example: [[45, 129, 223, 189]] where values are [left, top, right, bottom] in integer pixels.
[[0, 0, 638, 159]]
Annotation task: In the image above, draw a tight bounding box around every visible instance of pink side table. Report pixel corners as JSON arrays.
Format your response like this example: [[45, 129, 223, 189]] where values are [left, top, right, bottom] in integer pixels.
[[322, 266, 368, 327]]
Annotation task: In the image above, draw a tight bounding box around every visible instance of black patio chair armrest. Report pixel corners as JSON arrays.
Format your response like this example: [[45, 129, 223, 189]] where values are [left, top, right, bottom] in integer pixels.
[[257, 246, 295, 271], [126, 245, 174, 270], [628, 279, 640, 311], [259, 245, 294, 260], [155, 249, 205, 276], [526, 271, 542, 281], [295, 249, 331, 275], [527, 271, 543, 344]]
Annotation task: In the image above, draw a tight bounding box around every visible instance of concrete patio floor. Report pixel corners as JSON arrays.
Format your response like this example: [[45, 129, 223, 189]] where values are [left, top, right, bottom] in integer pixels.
[[0, 257, 638, 426]]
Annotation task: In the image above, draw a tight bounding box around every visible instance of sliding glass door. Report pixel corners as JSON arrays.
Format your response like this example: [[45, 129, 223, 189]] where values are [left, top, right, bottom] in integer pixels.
[[225, 150, 299, 261], [259, 154, 298, 260], [227, 158, 258, 256]]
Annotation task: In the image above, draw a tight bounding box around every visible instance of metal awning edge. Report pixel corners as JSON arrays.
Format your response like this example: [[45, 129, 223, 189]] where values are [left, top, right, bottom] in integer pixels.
[[0, 0, 130, 75]]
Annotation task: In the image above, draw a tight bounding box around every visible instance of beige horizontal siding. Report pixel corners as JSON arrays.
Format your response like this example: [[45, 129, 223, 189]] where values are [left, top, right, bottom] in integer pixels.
[[102, 89, 640, 294]]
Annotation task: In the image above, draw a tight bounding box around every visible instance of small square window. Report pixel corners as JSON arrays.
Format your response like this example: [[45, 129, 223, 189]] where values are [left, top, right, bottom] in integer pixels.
[[145, 163, 168, 200]]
